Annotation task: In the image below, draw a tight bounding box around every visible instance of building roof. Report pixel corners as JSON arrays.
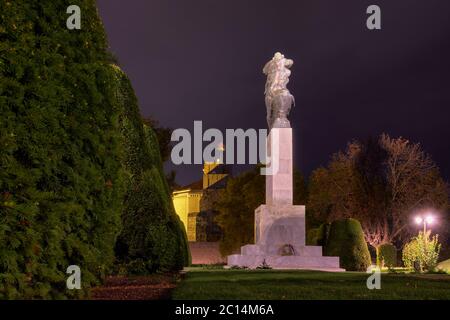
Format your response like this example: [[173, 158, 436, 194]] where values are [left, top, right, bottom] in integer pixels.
[[174, 179, 203, 192]]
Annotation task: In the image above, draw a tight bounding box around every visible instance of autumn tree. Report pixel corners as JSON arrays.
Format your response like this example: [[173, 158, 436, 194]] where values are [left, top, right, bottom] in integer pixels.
[[308, 134, 449, 248]]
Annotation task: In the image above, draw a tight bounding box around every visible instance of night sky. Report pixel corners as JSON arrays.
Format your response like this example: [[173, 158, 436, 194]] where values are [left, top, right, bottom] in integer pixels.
[[97, 0, 450, 186]]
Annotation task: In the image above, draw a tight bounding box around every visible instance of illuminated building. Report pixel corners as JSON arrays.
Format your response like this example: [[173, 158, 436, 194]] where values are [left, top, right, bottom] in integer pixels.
[[172, 161, 229, 242]]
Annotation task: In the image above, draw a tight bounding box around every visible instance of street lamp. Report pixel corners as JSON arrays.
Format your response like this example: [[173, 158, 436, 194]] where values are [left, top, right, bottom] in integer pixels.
[[415, 213, 435, 234], [413, 212, 436, 273], [414, 216, 423, 225]]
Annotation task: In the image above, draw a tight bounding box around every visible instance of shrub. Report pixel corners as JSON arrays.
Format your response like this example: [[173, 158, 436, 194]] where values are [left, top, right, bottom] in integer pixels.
[[0, 1, 124, 299], [230, 265, 248, 270], [402, 231, 441, 273], [376, 243, 397, 269], [113, 70, 190, 273], [0, 0, 190, 298], [256, 259, 272, 269], [306, 223, 329, 246], [324, 219, 371, 271]]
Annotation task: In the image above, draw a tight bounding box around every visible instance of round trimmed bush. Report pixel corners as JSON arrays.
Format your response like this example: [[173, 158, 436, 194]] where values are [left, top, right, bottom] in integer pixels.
[[324, 219, 371, 271], [376, 243, 397, 268]]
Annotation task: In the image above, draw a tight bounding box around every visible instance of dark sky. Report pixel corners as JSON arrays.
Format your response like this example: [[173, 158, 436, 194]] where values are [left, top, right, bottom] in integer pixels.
[[97, 0, 450, 186]]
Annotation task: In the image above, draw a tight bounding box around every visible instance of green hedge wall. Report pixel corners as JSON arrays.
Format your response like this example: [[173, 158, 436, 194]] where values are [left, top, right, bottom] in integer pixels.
[[0, 1, 124, 298], [0, 0, 189, 298], [324, 219, 371, 271], [113, 69, 190, 273]]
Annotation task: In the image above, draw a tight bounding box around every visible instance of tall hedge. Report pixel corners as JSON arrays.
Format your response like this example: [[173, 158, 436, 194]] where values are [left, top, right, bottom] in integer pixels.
[[0, 1, 124, 298], [325, 219, 371, 271], [113, 69, 190, 273], [0, 0, 189, 299]]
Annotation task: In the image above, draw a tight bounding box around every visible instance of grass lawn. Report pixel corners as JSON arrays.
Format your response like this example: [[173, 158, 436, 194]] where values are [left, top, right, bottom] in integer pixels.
[[172, 268, 450, 300]]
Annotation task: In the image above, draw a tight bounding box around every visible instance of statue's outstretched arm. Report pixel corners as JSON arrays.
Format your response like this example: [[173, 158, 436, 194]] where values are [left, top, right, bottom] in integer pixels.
[[285, 59, 294, 68]]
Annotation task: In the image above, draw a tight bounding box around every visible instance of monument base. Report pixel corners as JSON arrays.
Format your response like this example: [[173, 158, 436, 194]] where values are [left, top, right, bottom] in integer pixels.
[[227, 254, 344, 272], [226, 205, 344, 271]]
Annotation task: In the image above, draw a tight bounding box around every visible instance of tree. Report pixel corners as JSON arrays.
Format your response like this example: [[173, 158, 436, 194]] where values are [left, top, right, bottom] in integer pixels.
[[324, 219, 371, 271], [376, 243, 397, 269], [0, 0, 189, 298], [165, 169, 180, 192], [308, 134, 449, 248], [113, 70, 190, 273], [402, 231, 441, 272], [142, 117, 172, 163], [216, 166, 307, 255], [0, 1, 124, 298]]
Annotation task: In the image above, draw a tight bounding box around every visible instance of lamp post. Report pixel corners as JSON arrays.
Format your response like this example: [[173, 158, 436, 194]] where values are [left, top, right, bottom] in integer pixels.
[[414, 214, 435, 273], [415, 214, 434, 235]]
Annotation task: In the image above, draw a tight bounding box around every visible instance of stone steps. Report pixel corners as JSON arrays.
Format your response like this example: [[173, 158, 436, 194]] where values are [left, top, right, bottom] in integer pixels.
[[227, 254, 344, 271]]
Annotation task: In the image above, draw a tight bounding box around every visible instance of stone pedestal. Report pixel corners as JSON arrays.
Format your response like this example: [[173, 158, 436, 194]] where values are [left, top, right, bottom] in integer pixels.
[[266, 129, 293, 206], [226, 128, 344, 271]]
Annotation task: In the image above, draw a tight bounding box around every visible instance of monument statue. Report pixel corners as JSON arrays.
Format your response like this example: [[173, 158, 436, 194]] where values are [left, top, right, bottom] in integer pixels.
[[226, 53, 344, 271], [263, 52, 295, 129]]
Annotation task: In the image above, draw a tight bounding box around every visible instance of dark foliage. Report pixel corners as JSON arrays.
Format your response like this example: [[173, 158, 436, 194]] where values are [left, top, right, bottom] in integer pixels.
[[306, 223, 329, 246], [142, 117, 172, 163], [0, 0, 124, 298], [376, 243, 397, 268], [0, 0, 189, 298], [113, 70, 190, 273], [216, 165, 307, 255], [324, 219, 371, 271]]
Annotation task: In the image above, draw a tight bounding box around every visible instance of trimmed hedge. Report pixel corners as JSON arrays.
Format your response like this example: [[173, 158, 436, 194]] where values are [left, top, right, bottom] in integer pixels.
[[0, 0, 189, 298], [113, 70, 190, 273], [0, 1, 124, 298], [376, 243, 397, 268], [324, 219, 371, 271]]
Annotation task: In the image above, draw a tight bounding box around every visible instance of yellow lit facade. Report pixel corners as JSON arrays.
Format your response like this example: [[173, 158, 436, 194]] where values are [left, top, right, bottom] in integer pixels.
[[172, 160, 229, 242], [172, 188, 202, 241], [202, 162, 228, 189]]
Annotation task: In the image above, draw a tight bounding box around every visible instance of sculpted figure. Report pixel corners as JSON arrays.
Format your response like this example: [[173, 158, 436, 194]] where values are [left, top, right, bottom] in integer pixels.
[[263, 52, 295, 129]]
